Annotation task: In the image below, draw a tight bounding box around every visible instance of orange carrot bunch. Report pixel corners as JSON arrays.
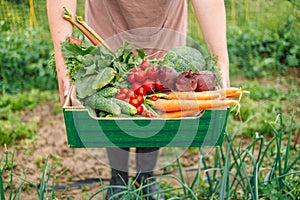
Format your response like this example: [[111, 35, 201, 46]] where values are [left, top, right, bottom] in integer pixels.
[[148, 87, 248, 118]]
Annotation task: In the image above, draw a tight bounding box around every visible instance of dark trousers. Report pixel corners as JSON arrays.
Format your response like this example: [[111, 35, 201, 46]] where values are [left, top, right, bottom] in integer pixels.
[[106, 148, 160, 174]]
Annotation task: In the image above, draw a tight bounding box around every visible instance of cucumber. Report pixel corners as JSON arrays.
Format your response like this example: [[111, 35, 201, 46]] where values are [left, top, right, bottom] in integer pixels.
[[86, 105, 97, 118], [97, 87, 119, 97], [110, 98, 137, 116], [85, 93, 121, 116]]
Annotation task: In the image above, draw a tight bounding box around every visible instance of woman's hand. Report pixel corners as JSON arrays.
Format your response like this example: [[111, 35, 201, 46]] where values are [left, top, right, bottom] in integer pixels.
[[217, 60, 230, 89], [57, 68, 71, 106], [54, 51, 71, 106]]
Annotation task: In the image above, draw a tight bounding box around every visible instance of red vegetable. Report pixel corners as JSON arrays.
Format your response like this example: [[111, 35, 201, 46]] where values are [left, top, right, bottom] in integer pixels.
[[157, 66, 177, 90], [127, 90, 136, 99], [136, 86, 147, 96], [143, 79, 155, 92], [115, 93, 126, 100], [135, 71, 147, 82], [140, 60, 150, 70], [129, 98, 140, 108], [155, 80, 164, 90], [131, 82, 142, 92], [136, 105, 144, 115], [136, 94, 144, 105], [145, 111, 154, 118], [149, 95, 159, 101], [127, 74, 135, 83], [120, 87, 129, 94], [146, 66, 159, 80]]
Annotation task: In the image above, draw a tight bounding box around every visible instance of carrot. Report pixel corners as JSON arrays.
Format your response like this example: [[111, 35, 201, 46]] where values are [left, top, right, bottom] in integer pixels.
[[168, 91, 222, 100], [168, 87, 248, 100], [160, 109, 201, 118], [154, 99, 239, 112]]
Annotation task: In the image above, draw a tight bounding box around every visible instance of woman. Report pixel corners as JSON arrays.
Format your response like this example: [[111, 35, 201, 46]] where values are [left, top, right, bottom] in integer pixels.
[[47, 1, 229, 199]]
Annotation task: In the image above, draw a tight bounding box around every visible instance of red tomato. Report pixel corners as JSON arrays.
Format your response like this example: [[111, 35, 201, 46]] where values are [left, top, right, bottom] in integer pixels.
[[149, 95, 159, 101], [136, 86, 147, 96], [127, 90, 136, 99], [131, 82, 142, 92], [136, 94, 144, 104], [140, 60, 150, 70], [129, 98, 141, 108], [145, 111, 154, 118], [143, 79, 155, 92], [134, 71, 147, 83], [146, 66, 159, 80], [155, 80, 164, 90], [115, 93, 126, 100], [124, 98, 130, 103], [127, 74, 135, 83], [120, 87, 129, 95], [136, 105, 144, 115]]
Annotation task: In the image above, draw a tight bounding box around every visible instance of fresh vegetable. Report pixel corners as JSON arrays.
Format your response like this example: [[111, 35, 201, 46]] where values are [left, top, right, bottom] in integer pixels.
[[152, 99, 239, 112], [149, 95, 159, 101], [136, 95, 144, 105], [155, 80, 164, 90], [63, 7, 110, 49], [146, 66, 159, 80], [160, 109, 200, 118], [129, 98, 140, 108], [145, 111, 154, 118], [160, 46, 209, 73], [174, 70, 216, 92], [75, 67, 116, 99], [143, 79, 156, 92], [110, 98, 137, 116], [175, 71, 198, 91], [168, 91, 221, 101], [136, 105, 144, 115], [167, 87, 246, 100], [159, 46, 222, 86], [134, 70, 147, 82], [85, 94, 121, 116], [135, 87, 147, 96], [195, 70, 216, 92], [156, 66, 178, 90], [96, 87, 119, 97], [140, 60, 151, 70], [115, 93, 126, 100]]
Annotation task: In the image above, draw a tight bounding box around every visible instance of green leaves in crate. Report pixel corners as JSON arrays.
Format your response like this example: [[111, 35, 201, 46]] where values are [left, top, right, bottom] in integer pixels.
[[74, 67, 116, 99], [62, 38, 147, 99]]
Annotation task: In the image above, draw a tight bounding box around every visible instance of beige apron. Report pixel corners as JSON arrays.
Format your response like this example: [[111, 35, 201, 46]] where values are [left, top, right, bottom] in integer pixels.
[[85, 0, 187, 59]]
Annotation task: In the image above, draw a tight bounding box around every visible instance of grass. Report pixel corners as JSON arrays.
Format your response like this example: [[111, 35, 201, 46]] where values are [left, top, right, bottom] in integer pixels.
[[0, 89, 61, 146]]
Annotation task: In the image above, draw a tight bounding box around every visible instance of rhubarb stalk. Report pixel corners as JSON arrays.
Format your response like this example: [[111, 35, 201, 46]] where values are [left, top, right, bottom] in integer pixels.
[[63, 7, 111, 50]]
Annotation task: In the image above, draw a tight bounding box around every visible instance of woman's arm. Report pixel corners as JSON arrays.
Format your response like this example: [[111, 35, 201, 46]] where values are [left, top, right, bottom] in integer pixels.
[[191, 0, 230, 88], [47, 0, 77, 105]]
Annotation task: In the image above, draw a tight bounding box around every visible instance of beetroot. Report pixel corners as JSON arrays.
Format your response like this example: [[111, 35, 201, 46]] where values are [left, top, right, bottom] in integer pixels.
[[174, 70, 216, 92], [195, 70, 216, 92], [157, 66, 178, 90], [175, 71, 198, 91]]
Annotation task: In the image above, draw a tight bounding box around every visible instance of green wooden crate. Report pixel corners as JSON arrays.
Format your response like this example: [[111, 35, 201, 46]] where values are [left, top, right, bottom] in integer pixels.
[[63, 106, 229, 148]]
